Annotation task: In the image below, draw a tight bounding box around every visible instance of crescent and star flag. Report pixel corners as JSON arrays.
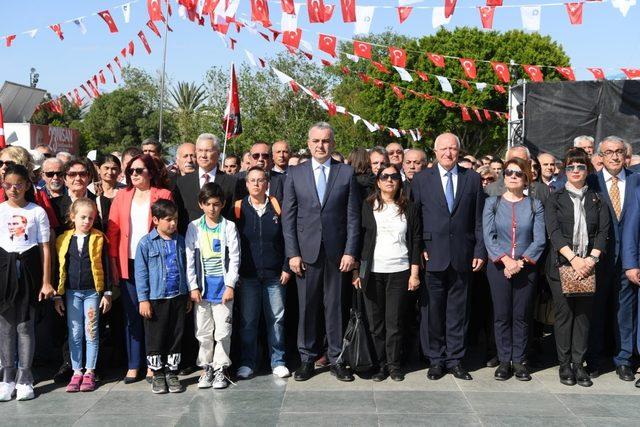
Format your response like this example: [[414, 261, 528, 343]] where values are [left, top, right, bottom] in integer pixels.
[[223, 64, 242, 139], [459, 58, 477, 79], [340, 0, 356, 23], [50, 24, 64, 40], [565, 3, 584, 25], [587, 67, 606, 80], [318, 34, 337, 57], [148, 0, 165, 21], [388, 47, 407, 68], [98, 10, 119, 33], [427, 53, 446, 68], [479, 6, 495, 29], [523, 64, 544, 82], [555, 66, 576, 80], [0, 105, 5, 149], [397, 7, 412, 23], [251, 0, 272, 26], [138, 31, 152, 53], [491, 61, 510, 83]]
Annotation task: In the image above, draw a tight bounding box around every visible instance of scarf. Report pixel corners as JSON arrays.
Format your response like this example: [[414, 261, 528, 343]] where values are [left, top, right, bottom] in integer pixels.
[[565, 182, 589, 257]]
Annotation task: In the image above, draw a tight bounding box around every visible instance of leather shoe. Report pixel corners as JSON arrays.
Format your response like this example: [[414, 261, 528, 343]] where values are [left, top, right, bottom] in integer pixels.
[[486, 356, 500, 368], [616, 365, 635, 382], [559, 363, 576, 386], [494, 362, 511, 381], [513, 363, 531, 381], [449, 365, 472, 381], [574, 365, 593, 387], [389, 368, 405, 382], [330, 364, 354, 382], [372, 366, 388, 382], [294, 362, 315, 382], [427, 364, 445, 380]]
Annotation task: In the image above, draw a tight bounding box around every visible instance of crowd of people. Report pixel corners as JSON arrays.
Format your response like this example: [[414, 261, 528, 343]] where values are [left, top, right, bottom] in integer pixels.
[[1, 125, 640, 401]]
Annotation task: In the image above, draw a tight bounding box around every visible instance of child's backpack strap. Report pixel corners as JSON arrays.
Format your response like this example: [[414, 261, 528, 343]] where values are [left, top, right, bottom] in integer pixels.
[[234, 199, 243, 220], [269, 196, 281, 216]]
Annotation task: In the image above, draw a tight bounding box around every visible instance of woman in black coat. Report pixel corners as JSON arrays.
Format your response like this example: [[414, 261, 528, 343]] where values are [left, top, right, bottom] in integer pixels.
[[545, 148, 610, 388], [352, 162, 421, 382]]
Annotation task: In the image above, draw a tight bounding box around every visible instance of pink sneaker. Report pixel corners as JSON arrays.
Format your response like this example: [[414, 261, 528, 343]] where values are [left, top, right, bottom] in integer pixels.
[[66, 374, 83, 392], [80, 373, 96, 392]]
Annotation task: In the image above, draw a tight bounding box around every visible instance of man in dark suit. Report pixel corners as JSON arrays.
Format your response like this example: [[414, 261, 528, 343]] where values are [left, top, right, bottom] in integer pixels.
[[590, 136, 637, 382], [173, 133, 237, 233], [411, 133, 486, 381], [282, 122, 361, 382], [234, 141, 284, 203]]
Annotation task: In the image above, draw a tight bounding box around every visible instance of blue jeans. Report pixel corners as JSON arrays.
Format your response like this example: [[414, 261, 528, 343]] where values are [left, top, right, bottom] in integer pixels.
[[239, 277, 286, 369], [65, 290, 101, 371], [122, 260, 146, 370]]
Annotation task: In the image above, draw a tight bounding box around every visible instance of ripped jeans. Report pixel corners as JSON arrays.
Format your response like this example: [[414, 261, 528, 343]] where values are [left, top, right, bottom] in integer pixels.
[[65, 290, 100, 371]]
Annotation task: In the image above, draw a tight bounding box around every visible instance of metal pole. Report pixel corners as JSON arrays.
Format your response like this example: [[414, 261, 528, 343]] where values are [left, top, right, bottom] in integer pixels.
[[158, 0, 170, 145]]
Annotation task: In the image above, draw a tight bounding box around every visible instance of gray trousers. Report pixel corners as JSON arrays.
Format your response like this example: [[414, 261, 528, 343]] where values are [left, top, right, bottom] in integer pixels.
[[0, 306, 36, 385]]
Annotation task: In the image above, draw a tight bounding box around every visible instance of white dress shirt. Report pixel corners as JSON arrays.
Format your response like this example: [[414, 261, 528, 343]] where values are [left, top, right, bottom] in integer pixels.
[[437, 164, 458, 197], [311, 157, 332, 189], [199, 166, 217, 188], [603, 167, 626, 209]]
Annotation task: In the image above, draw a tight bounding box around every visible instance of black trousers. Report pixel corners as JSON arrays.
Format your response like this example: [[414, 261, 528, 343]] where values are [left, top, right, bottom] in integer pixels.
[[143, 295, 187, 372], [297, 246, 346, 364], [587, 261, 618, 367], [548, 272, 593, 365], [486, 263, 537, 364], [363, 270, 409, 369], [468, 270, 496, 360], [426, 266, 471, 368]]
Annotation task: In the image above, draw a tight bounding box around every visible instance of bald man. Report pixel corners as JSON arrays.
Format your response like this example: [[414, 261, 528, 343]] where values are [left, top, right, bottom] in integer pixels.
[[175, 142, 197, 176], [403, 149, 426, 199], [538, 152, 557, 190]]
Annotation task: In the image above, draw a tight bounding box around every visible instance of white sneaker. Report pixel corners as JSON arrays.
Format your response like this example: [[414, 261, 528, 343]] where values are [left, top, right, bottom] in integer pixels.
[[273, 366, 291, 378], [198, 366, 214, 389], [0, 382, 15, 401], [212, 368, 229, 389], [15, 384, 34, 401], [236, 366, 253, 379]]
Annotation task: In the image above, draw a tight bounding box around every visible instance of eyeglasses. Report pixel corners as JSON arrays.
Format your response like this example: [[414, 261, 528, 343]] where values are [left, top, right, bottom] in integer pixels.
[[251, 153, 270, 160], [2, 182, 25, 191], [566, 164, 588, 172], [504, 169, 524, 178], [44, 171, 63, 178], [127, 168, 147, 176], [481, 176, 496, 183], [601, 149, 625, 158], [387, 150, 403, 155], [380, 172, 402, 181], [0, 160, 16, 168], [66, 171, 89, 178]]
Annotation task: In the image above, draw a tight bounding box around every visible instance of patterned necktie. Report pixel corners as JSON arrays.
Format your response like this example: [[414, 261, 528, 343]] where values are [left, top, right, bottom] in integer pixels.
[[445, 171, 454, 213], [202, 173, 210, 185], [610, 175, 621, 220], [316, 165, 327, 204]]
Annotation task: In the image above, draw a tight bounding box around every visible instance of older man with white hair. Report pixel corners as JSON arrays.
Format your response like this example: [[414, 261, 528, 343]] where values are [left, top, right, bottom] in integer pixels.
[[574, 136, 595, 157]]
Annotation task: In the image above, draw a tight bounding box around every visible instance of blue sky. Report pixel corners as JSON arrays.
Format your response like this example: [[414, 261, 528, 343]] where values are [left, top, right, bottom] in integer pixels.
[[0, 0, 638, 96]]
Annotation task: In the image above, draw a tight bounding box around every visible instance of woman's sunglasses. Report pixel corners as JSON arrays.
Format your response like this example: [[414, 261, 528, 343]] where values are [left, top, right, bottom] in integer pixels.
[[566, 164, 588, 172], [127, 168, 147, 176], [504, 169, 524, 178], [66, 171, 89, 178], [0, 160, 16, 168], [379, 172, 402, 181], [43, 171, 63, 178]]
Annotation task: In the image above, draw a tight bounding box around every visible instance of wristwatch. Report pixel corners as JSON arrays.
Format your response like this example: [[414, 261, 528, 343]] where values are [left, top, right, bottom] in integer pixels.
[[588, 255, 600, 264], [104, 291, 113, 296]]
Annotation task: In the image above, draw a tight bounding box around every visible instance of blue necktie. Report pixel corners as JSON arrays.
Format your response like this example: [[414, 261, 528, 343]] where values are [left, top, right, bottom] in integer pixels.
[[316, 165, 327, 204], [445, 171, 454, 213]]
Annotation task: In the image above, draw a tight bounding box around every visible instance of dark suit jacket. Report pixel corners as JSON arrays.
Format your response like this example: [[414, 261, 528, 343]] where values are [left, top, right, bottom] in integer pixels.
[[234, 170, 284, 204], [411, 166, 486, 272], [486, 177, 550, 205], [51, 191, 103, 235], [282, 159, 361, 265], [173, 169, 237, 234]]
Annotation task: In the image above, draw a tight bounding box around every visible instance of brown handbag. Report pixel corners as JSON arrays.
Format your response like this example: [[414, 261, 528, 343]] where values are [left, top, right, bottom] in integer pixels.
[[558, 265, 596, 297]]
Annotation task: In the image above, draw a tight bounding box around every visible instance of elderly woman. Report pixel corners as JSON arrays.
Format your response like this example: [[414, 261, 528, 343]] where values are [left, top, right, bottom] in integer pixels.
[[483, 158, 546, 381], [477, 165, 498, 191], [107, 154, 172, 383], [353, 162, 421, 382], [545, 148, 610, 387]]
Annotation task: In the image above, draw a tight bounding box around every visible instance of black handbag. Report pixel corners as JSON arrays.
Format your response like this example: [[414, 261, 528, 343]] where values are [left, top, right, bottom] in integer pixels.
[[337, 289, 375, 372]]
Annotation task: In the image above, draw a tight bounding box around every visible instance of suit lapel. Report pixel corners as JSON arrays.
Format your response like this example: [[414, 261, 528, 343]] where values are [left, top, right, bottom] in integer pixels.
[[621, 168, 634, 221], [322, 160, 340, 208], [452, 167, 468, 213]]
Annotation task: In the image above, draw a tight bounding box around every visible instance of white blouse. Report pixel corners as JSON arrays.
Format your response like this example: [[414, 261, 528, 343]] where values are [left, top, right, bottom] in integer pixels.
[[371, 203, 409, 273], [128, 199, 150, 259]]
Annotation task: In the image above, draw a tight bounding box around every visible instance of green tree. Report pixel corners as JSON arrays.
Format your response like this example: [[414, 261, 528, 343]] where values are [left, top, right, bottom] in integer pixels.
[[169, 81, 210, 142]]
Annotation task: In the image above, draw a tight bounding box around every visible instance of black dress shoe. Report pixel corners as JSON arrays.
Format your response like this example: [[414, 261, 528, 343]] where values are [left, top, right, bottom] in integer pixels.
[[616, 365, 635, 382], [494, 362, 511, 381], [559, 363, 576, 386], [294, 362, 315, 382], [513, 363, 531, 381], [372, 366, 388, 382], [427, 365, 445, 380], [389, 369, 405, 382], [574, 365, 593, 387], [123, 375, 141, 384], [449, 365, 472, 381], [330, 364, 355, 382], [53, 363, 73, 384], [486, 356, 500, 368]]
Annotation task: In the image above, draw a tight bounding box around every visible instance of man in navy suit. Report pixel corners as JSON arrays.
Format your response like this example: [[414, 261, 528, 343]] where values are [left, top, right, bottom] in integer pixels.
[[596, 136, 638, 383], [282, 122, 361, 382], [411, 133, 486, 381]]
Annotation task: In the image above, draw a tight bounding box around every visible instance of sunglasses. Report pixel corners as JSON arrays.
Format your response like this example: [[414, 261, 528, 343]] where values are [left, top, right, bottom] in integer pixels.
[[44, 171, 63, 178], [66, 171, 89, 178], [387, 150, 403, 155], [481, 176, 496, 183], [127, 167, 147, 176], [504, 169, 524, 178], [251, 153, 270, 160], [380, 172, 402, 181], [566, 164, 588, 172], [0, 160, 16, 168], [2, 182, 25, 191]]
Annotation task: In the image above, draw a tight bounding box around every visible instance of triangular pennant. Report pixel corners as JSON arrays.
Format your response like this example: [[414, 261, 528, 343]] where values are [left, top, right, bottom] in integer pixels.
[[393, 66, 413, 82], [147, 0, 165, 21], [478, 6, 495, 29], [371, 61, 390, 74], [565, 2, 583, 25], [129, 40, 135, 55], [5, 35, 16, 47], [521, 6, 541, 31], [397, 7, 413, 23], [121, 3, 132, 23], [416, 71, 429, 81], [121, 47, 127, 58], [439, 98, 456, 108], [99, 70, 106, 85], [486, 0, 503, 5], [473, 108, 483, 122], [444, 0, 458, 18], [73, 18, 87, 35], [355, 5, 375, 34], [107, 63, 117, 83], [494, 84, 506, 94], [436, 75, 453, 93], [461, 106, 472, 122], [432, 7, 451, 28]]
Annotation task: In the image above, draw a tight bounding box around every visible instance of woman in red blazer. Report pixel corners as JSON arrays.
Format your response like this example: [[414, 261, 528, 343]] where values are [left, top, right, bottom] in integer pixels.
[[107, 154, 172, 383]]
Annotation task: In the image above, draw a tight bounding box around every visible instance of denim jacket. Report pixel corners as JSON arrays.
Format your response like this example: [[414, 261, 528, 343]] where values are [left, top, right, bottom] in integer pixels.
[[134, 229, 188, 302]]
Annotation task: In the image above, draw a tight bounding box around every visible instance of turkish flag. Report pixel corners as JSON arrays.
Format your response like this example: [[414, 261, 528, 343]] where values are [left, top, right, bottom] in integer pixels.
[[147, 20, 161, 37], [373, 79, 384, 89], [308, 0, 333, 23], [371, 61, 390, 74], [522, 64, 544, 82], [99, 70, 106, 84], [392, 85, 405, 100], [459, 58, 477, 79], [98, 10, 119, 33], [479, 6, 495, 29], [427, 53, 445, 68], [397, 7, 412, 23], [340, 0, 356, 22], [587, 67, 606, 80], [50, 24, 64, 40], [565, 3, 583, 25], [622, 68, 640, 79], [201, 0, 220, 15], [251, 0, 272, 26], [321, 59, 333, 67], [281, 0, 295, 14], [353, 40, 372, 59], [80, 84, 91, 98], [388, 47, 407, 68], [458, 79, 471, 91], [107, 64, 117, 83], [494, 84, 506, 94], [129, 40, 135, 55], [491, 61, 510, 83], [0, 105, 5, 149], [318, 34, 337, 57], [322, 4, 335, 22], [223, 64, 243, 138], [416, 71, 429, 81], [121, 47, 128, 58], [138, 31, 152, 54], [289, 80, 300, 93], [439, 98, 456, 108], [148, 0, 165, 21], [483, 109, 492, 120], [473, 108, 483, 122], [5, 35, 16, 47], [341, 66, 350, 75], [444, 0, 457, 18], [282, 29, 302, 49], [555, 66, 576, 80], [358, 73, 370, 83], [486, 0, 503, 5], [461, 106, 472, 122]]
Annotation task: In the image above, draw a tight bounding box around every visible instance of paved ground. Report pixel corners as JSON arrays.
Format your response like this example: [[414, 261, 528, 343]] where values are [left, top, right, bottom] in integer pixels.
[[1, 361, 640, 427]]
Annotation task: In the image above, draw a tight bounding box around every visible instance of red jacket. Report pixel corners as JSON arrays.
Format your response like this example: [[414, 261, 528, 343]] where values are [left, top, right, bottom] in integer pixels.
[[106, 187, 173, 279]]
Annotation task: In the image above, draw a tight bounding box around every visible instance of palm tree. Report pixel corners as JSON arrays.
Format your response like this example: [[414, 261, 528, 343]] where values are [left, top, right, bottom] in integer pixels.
[[169, 81, 207, 114]]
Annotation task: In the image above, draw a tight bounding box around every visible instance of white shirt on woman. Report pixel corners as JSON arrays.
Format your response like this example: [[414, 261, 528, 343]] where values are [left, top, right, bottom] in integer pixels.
[[128, 198, 150, 259], [371, 202, 409, 273], [0, 202, 50, 254]]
